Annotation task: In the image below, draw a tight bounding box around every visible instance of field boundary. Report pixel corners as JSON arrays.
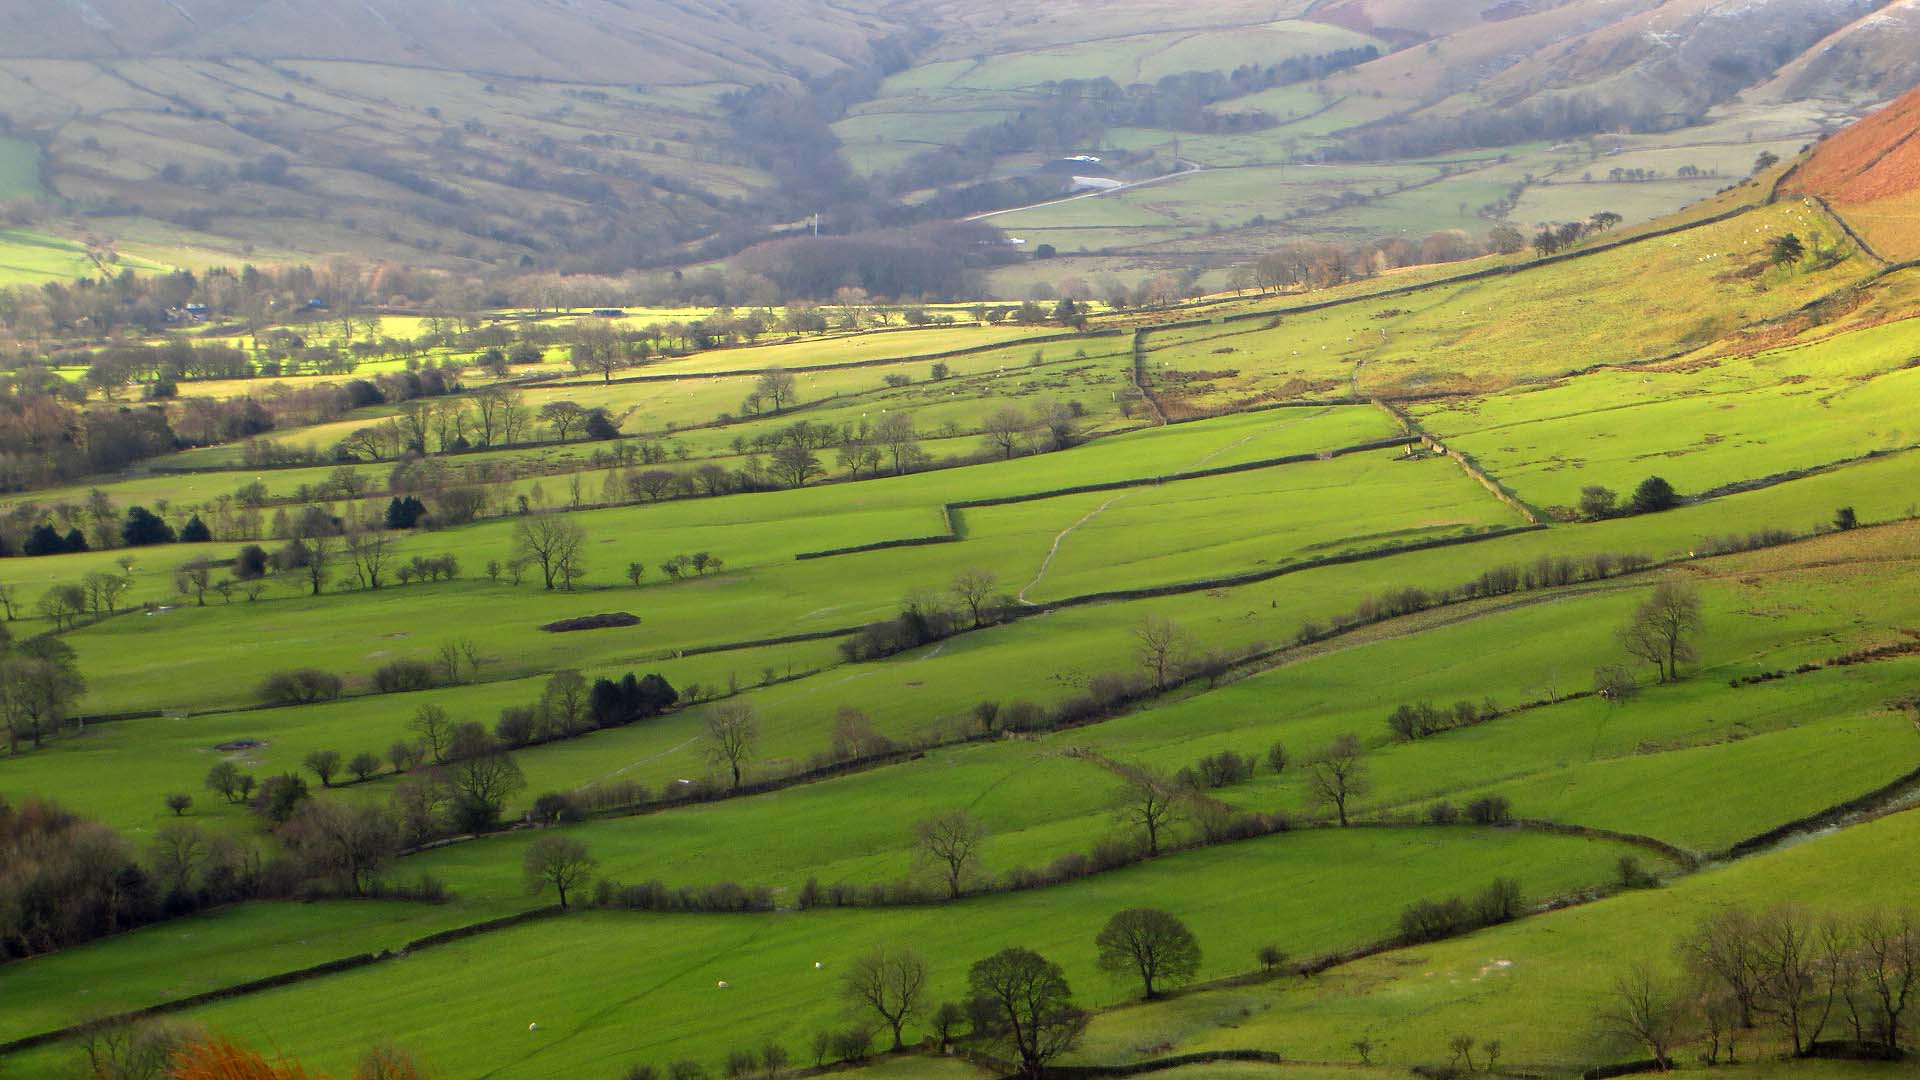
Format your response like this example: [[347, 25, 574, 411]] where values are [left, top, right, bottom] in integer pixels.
[[0, 906, 566, 1056], [793, 436, 1419, 560], [526, 327, 1127, 386]]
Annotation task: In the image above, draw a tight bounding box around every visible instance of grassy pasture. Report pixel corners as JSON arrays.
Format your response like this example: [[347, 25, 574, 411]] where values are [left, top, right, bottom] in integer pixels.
[[1412, 314, 1920, 510], [1141, 200, 1866, 406], [1070, 808, 1920, 1073], [0, 136, 41, 198], [9, 827, 1639, 1080]]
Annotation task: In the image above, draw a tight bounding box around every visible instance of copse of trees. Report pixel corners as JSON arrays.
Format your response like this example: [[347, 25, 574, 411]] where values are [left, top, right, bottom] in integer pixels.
[[1603, 905, 1920, 1067]]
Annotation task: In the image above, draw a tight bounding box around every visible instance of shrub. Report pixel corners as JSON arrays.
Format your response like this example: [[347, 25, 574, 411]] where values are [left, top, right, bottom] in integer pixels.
[[1426, 801, 1461, 825], [530, 791, 585, 825], [1190, 749, 1255, 788], [1465, 796, 1513, 825], [1473, 877, 1523, 924], [1257, 944, 1288, 972], [1400, 896, 1472, 943], [1265, 741, 1289, 775], [1616, 855, 1659, 889], [250, 773, 310, 824], [1629, 475, 1679, 513], [258, 668, 344, 706], [495, 705, 539, 748], [371, 658, 437, 694], [347, 752, 382, 782]]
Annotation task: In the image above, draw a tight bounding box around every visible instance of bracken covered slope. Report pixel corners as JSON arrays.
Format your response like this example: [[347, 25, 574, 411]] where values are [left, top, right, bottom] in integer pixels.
[[1785, 81, 1920, 258]]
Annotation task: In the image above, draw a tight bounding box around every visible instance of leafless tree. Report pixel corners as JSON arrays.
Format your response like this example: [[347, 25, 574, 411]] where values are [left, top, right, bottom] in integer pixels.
[[705, 702, 758, 789], [410, 704, 454, 764], [1304, 735, 1370, 826], [981, 407, 1029, 460], [523, 833, 596, 908], [1598, 962, 1683, 1068], [951, 568, 998, 628], [173, 557, 212, 606], [842, 946, 928, 1050], [1620, 581, 1704, 682], [1113, 766, 1182, 856], [344, 529, 395, 590], [914, 809, 987, 898], [1133, 615, 1190, 690], [756, 368, 798, 411], [513, 516, 587, 590]]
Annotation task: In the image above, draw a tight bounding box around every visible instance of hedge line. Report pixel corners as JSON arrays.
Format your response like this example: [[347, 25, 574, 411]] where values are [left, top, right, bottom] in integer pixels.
[[1722, 761, 1920, 860], [560, 327, 1127, 386], [795, 436, 1419, 560], [1209, 202, 1758, 325], [1050, 524, 1545, 608], [0, 906, 570, 1056], [1036, 1050, 1289, 1078]]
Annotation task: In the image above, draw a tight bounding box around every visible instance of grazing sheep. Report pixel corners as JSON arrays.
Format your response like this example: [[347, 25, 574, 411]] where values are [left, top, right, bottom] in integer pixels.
[[717, 980, 730, 989], [529, 1023, 540, 1032], [813, 962, 824, 970]]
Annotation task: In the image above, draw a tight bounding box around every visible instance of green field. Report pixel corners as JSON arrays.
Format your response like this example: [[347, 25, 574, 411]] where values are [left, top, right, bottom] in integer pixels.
[[9, 159, 1920, 1080]]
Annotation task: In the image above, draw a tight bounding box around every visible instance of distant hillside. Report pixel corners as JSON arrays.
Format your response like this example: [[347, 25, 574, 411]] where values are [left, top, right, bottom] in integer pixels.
[[1787, 83, 1920, 204], [4, 0, 894, 83], [1784, 81, 1920, 259]]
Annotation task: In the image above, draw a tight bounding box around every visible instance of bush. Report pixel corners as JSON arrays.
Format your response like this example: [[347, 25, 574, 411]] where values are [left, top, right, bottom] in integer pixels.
[[1629, 475, 1679, 514], [250, 773, 310, 824], [1473, 877, 1523, 924], [371, 658, 437, 694], [258, 668, 344, 706], [1465, 796, 1513, 825], [1400, 896, 1472, 943], [1616, 855, 1659, 889], [530, 791, 585, 825], [1257, 944, 1288, 972], [1426, 801, 1461, 825]]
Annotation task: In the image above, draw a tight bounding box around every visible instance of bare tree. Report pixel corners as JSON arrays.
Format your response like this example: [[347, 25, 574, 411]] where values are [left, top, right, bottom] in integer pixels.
[[1113, 766, 1181, 856], [410, 704, 453, 764], [842, 946, 928, 1051], [344, 529, 395, 591], [874, 411, 923, 474], [523, 833, 596, 908], [1133, 615, 1190, 690], [981, 407, 1029, 460], [1598, 962, 1684, 1068], [512, 516, 587, 591], [1753, 904, 1837, 1056], [1304, 735, 1369, 826], [301, 533, 335, 596], [951, 568, 998, 628], [280, 800, 401, 896], [705, 702, 758, 789], [0, 583, 18, 620], [173, 557, 212, 606], [1856, 909, 1920, 1056], [913, 809, 987, 898], [755, 368, 798, 411], [1620, 581, 1704, 683], [1679, 907, 1763, 1029]]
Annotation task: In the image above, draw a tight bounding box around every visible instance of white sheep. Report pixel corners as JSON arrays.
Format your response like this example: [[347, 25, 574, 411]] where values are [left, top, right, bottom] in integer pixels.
[[529, 1022, 540, 1032], [717, 980, 730, 989], [814, 962, 824, 970]]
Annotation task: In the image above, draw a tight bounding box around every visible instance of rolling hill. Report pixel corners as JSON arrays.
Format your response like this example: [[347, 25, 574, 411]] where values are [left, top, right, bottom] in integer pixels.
[[0, 0, 1918, 292], [1785, 80, 1920, 259]]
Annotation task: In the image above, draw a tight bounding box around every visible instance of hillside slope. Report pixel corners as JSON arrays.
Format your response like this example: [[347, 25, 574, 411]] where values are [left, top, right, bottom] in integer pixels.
[[6, 0, 894, 82], [1785, 81, 1920, 258]]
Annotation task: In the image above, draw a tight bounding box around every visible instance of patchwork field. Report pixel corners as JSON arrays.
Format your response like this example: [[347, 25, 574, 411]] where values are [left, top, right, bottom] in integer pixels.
[[8, 149, 1920, 1080]]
